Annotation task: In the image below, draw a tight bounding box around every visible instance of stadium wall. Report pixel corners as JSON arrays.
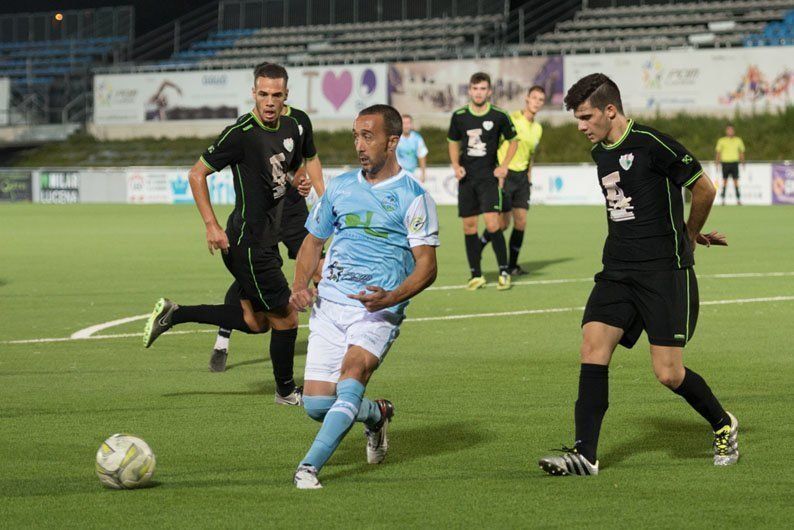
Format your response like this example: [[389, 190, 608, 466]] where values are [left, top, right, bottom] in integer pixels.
[[0, 78, 9, 127], [3, 163, 791, 206], [90, 46, 793, 137]]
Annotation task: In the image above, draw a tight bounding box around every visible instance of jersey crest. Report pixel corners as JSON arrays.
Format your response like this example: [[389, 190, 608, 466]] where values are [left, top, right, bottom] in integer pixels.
[[483, 120, 494, 131], [619, 153, 634, 170], [283, 138, 294, 152]]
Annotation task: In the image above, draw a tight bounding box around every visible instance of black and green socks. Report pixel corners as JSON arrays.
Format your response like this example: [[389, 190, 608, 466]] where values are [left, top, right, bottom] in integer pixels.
[[574, 363, 609, 464], [488, 230, 508, 273], [465, 234, 482, 277], [270, 328, 298, 397], [673, 367, 731, 431]]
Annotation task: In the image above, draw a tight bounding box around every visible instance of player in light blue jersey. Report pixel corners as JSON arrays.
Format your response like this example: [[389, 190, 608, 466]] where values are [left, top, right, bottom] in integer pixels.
[[289, 104, 440, 489], [395, 114, 428, 182]]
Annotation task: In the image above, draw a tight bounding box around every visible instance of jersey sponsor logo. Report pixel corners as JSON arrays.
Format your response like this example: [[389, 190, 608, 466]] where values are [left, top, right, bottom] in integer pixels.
[[344, 211, 389, 238], [269, 153, 288, 199], [601, 171, 635, 222], [619, 153, 634, 171], [283, 138, 294, 152], [325, 260, 373, 283], [409, 215, 426, 233], [380, 193, 398, 212], [483, 120, 493, 131], [466, 129, 487, 157], [327, 260, 345, 282]]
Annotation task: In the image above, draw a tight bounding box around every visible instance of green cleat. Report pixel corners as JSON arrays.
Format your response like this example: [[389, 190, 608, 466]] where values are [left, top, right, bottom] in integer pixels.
[[143, 298, 178, 348]]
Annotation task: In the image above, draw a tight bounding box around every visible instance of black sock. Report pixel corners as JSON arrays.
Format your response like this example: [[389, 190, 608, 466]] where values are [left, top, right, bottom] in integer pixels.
[[489, 230, 508, 273], [721, 183, 727, 199], [218, 328, 232, 339], [480, 231, 491, 246], [171, 304, 252, 333], [673, 367, 730, 430], [735, 186, 741, 202], [508, 229, 524, 269], [574, 363, 609, 464], [464, 234, 482, 277], [217, 282, 240, 339], [270, 328, 298, 396]]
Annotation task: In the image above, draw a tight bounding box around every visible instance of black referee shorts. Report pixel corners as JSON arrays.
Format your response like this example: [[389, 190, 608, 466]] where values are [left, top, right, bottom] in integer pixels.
[[457, 175, 503, 217], [582, 268, 699, 349], [502, 169, 530, 212], [722, 162, 740, 180], [222, 242, 290, 312]]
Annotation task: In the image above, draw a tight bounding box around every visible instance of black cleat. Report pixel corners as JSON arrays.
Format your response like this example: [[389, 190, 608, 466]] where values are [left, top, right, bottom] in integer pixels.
[[142, 298, 178, 348], [509, 265, 528, 276], [209, 348, 228, 372], [365, 399, 395, 464]]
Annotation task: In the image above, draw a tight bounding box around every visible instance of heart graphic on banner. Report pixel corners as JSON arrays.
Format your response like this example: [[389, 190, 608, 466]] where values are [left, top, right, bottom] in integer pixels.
[[322, 70, 353, 110]]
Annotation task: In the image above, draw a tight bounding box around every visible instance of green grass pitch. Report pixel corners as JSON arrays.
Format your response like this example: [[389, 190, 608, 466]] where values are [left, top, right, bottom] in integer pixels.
[[1, 203, 793, 527]]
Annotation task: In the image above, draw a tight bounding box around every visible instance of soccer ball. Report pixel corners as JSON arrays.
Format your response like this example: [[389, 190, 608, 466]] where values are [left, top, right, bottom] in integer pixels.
[[95, 434, 156, 489]]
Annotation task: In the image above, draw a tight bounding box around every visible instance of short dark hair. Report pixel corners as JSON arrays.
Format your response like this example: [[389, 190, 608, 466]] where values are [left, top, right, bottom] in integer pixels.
[[358, 104, 403, 137], [469, 72, 491, 87], [528, 85, 546, 96], [253, 62, 288, 85], [564, 73, 623, 113]]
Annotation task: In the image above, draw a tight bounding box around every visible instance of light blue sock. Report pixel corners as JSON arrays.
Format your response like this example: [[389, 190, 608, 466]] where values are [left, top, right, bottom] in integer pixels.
[[303, 395, 335, 422], [356, 398, 382, 429], [301, 379, 365, 470]]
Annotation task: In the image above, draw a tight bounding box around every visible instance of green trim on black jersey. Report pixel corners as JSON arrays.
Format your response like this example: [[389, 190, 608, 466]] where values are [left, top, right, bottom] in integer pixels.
[[217, 115, 253, 146], [284, 105, 292, 117], [235, 163, 246, 245], [249, 110, 280, 131], [199, 156, 217, 173], [685, 269, 691, 342], [665, 178, 682, 268], [633, 128, 677, 156], [467, 102, 491, 117], [601, 119, 634, 150], [446, 137, 459, 143], [248, 247, 270, 310], [683, 169, 704, 188], [454, 106, 468, 115]]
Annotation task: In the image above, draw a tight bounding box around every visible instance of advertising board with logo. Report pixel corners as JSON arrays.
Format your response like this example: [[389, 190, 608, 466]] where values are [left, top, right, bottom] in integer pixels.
[[772, 164, 794, 205], [0, 171, 33, 202], [0, 77, 9, 126], [38, 171, 80, 204], [126, 167, 236, 204], [95, 64, 387, 125]]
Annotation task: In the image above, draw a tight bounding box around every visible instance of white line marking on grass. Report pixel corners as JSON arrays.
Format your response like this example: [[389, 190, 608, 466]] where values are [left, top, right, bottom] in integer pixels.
[[5, 295, 794, 345], [70, 314, 149, 339]]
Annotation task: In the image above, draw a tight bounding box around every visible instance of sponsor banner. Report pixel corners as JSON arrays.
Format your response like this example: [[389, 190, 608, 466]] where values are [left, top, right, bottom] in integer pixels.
[[126, 167, 236, 204], [389, 56, 564, 118], [0, 77, 9, 126], [95, 64, 387, 124], [564, 46, 793, 112], [0, 170, 33, 202], [38, 171, 80, 204], [772, 163, 794, 205], [705, 162, 771, 206]]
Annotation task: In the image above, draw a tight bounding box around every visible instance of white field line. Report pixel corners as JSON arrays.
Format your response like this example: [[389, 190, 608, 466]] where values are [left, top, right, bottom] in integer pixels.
[[4, 295, 794, 345]]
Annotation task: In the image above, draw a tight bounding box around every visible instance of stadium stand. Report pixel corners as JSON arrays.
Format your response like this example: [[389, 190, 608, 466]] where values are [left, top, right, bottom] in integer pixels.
[[512, 0, 794, 55]]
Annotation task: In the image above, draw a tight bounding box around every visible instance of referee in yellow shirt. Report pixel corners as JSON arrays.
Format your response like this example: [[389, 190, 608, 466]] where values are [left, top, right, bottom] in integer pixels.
[[715, 123, 746, 205], [480, 85, 545, 275]]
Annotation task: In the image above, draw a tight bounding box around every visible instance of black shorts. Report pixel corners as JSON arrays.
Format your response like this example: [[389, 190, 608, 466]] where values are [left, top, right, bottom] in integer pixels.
[[457, 175, 503, 217], [502, 169, 530, 211], [279, 198, 309, 259], [722, 162, 740, 180], [221, 242, 290, 312], [582, 268, 699, 349]]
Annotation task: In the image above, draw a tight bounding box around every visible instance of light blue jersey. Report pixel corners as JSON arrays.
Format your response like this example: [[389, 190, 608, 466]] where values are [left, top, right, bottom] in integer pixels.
[[306, 168, 440, 314], [396, 131, 429, 173]]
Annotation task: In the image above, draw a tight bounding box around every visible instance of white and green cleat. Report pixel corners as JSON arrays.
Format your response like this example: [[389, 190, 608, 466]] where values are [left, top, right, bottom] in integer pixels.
[[143, 298, 178, 348], [713, 411, 739, 466]]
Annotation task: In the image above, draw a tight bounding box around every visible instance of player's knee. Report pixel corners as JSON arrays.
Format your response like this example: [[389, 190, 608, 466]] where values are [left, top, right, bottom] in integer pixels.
[[654, 368, 683, 389], [579, 341, 609, 364], [242, 313, 269, 333], [304, 396, 334, 422]]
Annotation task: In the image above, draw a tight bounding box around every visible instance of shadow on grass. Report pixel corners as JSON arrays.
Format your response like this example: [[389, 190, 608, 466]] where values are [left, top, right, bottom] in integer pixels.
[[222, 340, 308, 371], [482, 257, 575, 282], [161, 380, 272, 398], [598, 416, 750, 469], [0, 478, 163, 498]]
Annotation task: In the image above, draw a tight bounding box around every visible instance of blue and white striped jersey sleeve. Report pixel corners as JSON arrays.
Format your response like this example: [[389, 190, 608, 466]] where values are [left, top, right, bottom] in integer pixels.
[[305, 192, 335, 239], [404, 192, 440, 248]]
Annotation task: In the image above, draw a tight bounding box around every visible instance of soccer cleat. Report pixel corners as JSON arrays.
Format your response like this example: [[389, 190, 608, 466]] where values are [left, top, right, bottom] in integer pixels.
[[143, 298, 178, 348], [275, 385, 303, 406], [208, 348, 228, 372], [293, 464, 322, 489], [538, 446, 599, 476], [509, 265, 528, 276], [365, 399, 394, 464], [713, 411, 739, 466], [496, 272, 512, 291], [466, 276, 486, 291]]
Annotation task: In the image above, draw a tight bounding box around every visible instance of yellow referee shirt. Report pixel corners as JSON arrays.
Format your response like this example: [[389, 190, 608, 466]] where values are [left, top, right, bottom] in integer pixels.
[[497, 110, 543, 172], [715, 136, 745, 163]]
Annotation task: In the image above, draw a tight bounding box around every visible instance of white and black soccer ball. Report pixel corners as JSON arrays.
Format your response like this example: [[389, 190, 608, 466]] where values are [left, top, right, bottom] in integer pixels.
[[95, 434, 156, 489]]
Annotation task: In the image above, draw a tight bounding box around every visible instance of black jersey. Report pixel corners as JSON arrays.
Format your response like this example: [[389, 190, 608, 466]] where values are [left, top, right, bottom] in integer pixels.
[[591, 119, 704, 271], [283, 105, 318, 207], [447, 103, 516, 178], [200, 111, 303, 247]]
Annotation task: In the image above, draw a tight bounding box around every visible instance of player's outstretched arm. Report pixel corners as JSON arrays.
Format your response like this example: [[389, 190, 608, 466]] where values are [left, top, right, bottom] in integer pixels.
[[348, 245, 437, 312], [290, 233, 325, 311], [687, 173, 727, 249], [189, 159, 228, 255]]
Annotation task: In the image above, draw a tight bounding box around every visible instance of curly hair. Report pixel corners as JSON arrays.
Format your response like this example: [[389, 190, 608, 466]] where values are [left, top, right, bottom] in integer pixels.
[[564, 73, 623, 113]]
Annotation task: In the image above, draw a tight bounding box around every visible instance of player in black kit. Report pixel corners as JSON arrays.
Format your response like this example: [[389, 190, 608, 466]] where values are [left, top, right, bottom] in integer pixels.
[[209, 103, 325, 381], [539, 73, 738, 476], [448, 72, 517, 291], [142, 63, 307, 406]]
